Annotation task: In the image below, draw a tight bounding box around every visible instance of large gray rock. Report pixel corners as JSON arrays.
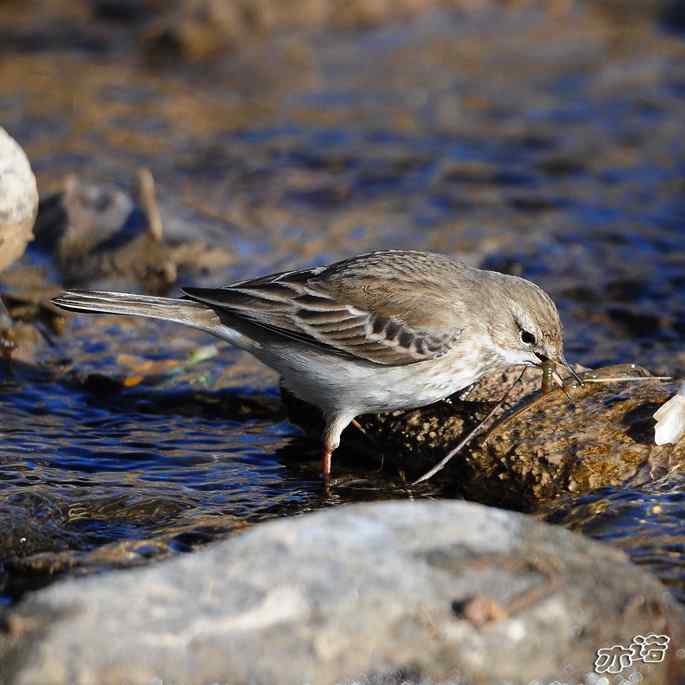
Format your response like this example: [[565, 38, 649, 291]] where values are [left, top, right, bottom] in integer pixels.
[[1, 501, 682, 685]]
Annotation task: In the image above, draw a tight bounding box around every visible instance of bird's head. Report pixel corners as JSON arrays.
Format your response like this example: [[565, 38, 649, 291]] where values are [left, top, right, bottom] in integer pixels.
[[486, 274, 581, 384]]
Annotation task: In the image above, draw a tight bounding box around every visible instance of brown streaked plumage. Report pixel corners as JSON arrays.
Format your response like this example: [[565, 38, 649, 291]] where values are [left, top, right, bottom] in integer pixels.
[[52, 250, 576, 480]]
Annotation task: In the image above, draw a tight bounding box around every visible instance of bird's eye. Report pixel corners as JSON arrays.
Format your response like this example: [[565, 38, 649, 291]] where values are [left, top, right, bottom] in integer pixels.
[[520, 330, 536, 345]]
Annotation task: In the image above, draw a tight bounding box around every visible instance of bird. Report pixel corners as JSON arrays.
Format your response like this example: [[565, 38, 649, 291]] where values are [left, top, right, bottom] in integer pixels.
[[52, 250, 578, 480]]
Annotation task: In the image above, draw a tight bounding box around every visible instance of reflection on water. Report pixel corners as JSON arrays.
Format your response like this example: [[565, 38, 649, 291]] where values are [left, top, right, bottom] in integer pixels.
[[1, 4, 685, 603], [543, 475, 685, 602]]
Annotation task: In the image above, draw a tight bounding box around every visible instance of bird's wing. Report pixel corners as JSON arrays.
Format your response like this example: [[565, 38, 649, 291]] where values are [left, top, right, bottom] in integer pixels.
[[183, 263, 462, 366]]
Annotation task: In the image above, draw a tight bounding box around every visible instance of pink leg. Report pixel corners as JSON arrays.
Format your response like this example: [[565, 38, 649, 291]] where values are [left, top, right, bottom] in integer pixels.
[[320, 446, 333, 481], [320, 412, 354, 481]]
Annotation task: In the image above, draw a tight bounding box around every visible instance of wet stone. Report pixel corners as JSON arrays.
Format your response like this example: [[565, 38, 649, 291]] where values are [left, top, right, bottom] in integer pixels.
[[32, 173, 233, 293], [468, 364, 683, 509], [141, 0, 490, 63]]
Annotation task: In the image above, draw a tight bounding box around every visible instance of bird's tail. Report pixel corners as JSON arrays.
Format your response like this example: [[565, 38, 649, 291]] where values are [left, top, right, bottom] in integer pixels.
[[51, 290, 223, 334]]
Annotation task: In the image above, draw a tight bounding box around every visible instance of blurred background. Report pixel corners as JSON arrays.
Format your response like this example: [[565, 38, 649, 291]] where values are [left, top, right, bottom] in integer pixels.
[[1, 0, 685, 602]]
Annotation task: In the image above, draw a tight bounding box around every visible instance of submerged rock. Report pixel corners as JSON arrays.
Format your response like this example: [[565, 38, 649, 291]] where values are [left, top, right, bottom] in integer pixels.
[[140, 0, 685, 63], [142, 0, 481, 62], [1, 501, 682, 685], [33, 171, 233, 293]]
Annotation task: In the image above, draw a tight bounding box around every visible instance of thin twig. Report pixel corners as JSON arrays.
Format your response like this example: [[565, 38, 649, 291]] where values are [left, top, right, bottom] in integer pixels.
[[581, 376, 672, 383], [138, 168, 164, 242], [411, 368, 526, 485]]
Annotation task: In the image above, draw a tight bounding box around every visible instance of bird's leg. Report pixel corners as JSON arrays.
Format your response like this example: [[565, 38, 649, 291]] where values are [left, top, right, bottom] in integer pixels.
[[321, 412, 354, 481], [320, 445, 333, 481]]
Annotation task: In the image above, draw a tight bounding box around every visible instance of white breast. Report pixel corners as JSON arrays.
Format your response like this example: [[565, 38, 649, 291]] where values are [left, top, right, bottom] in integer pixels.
[[258, 342, 484, 417]]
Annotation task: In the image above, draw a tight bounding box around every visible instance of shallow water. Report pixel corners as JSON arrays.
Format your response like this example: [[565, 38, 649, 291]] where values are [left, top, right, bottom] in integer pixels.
[[0, 319, 442, 601], [543, 474, 685, 601], [1, 4, 685, 602]]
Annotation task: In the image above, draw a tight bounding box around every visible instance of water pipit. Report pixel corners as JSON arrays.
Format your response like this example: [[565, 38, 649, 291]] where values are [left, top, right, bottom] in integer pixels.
[[52, 250, 577, 480]]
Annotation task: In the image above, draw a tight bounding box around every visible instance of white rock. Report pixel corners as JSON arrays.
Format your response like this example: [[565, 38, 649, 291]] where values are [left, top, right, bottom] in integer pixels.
[[654, 382, 685, 445], [0, 127, 38, 272]]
